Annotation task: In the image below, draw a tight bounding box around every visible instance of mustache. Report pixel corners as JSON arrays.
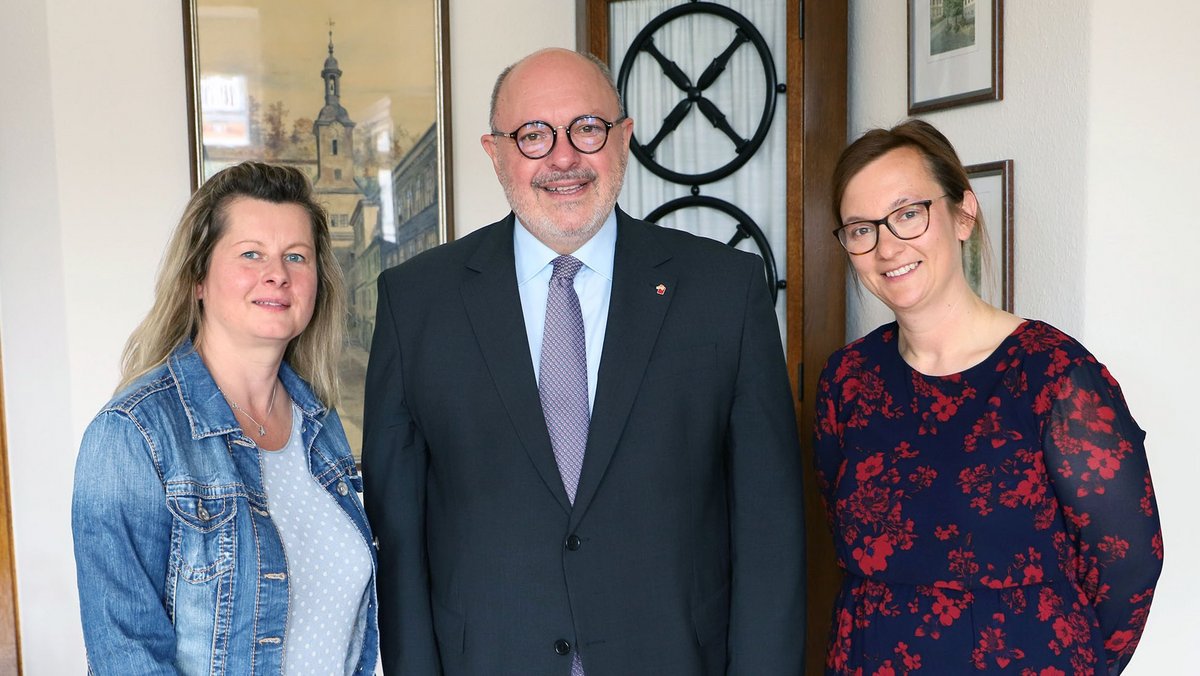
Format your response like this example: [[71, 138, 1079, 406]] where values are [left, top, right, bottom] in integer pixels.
[[531, 169, 597, 188]]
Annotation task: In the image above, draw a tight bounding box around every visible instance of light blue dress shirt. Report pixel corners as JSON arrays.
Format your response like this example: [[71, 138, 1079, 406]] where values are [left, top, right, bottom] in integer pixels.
[[514, 211, 617, 412]]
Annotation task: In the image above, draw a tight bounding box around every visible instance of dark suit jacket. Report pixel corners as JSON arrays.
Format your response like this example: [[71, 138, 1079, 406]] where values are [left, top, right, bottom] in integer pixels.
[[363, 209, 805, 675]]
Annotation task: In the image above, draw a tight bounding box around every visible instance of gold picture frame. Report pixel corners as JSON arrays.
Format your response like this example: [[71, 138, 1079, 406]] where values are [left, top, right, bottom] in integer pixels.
[[183, 0, 454, 458]]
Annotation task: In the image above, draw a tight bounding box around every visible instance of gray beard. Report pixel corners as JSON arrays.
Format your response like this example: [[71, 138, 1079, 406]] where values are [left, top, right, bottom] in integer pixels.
[[509, 196, 611, 251], [500, 157, 627, 252]]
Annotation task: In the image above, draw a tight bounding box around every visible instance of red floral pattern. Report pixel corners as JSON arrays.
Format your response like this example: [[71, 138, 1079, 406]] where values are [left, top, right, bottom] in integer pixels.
[[814, 321, 1162, 675]]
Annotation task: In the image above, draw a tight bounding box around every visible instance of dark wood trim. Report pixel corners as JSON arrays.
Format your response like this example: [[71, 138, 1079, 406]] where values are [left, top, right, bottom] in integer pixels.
[[790, 1, 848, 672], [583, 0, 612, 60], [785, 4, 804, 384], [0, 338, 23, 674]]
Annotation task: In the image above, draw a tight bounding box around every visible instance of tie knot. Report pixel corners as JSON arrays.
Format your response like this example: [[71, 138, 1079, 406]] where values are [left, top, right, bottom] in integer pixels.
[[550, 255, 584, 282]]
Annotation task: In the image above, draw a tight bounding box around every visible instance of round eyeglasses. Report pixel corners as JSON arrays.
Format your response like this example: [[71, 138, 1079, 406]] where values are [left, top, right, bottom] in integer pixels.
[[491, 115, 625, 160], [833, 196, 945, 255]]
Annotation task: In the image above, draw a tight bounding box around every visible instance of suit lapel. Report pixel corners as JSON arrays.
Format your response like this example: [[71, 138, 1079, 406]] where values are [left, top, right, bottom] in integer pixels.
[[461, 215, 572, 514], [571, 211, 675, 527]]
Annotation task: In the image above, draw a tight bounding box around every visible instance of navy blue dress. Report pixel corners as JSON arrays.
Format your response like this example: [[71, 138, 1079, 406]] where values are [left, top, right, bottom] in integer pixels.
[[814, 321, 1162, 675]]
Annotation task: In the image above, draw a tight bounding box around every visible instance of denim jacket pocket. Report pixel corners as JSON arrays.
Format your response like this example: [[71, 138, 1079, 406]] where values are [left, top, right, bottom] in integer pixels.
[[166, 491, 237, 583]]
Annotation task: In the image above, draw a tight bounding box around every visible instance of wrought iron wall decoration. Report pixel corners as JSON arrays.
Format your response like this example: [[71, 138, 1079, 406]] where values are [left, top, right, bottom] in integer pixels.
[[615, 1, 786, 302], [646, 194, 779, 296]]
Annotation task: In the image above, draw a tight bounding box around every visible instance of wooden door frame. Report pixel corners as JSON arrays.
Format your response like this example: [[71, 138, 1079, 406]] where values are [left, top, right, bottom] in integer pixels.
[[580, 2, 845, 673], [787, 2, 847, 672], [0, 338, 23, 674]]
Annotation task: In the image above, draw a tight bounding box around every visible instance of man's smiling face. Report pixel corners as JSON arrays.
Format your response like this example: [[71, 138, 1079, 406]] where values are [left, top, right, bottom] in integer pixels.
[[481, 49, 632, 254]]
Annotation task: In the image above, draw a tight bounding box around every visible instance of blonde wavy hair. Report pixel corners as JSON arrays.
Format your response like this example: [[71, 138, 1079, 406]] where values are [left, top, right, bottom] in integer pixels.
[[118, 161, 346, 407]]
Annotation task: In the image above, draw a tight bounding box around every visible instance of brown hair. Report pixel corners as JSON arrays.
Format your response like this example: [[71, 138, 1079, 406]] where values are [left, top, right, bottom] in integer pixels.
[[118, 161, 346, 406], [831, 119, 991, 293]]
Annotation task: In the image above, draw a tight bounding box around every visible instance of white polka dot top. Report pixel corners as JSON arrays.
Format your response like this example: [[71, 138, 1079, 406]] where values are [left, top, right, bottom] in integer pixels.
[[260, 404, 372, 675]]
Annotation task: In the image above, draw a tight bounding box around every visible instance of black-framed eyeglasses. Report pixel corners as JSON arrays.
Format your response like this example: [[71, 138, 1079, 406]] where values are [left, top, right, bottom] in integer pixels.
[[491, 115, 626, 159], [832, 196, 945, 255]]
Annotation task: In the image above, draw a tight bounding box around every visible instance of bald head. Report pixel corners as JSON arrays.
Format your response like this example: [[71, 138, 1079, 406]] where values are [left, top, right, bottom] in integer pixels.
[[488, 48, 624, 131]]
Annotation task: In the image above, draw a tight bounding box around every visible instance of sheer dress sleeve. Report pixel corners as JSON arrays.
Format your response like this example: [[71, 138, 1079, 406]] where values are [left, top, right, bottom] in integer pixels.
[[1039, 357, 1162, 673]]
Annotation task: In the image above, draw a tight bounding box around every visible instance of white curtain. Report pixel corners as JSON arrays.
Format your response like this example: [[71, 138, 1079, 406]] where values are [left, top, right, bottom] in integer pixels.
[[610, 0, 788, 336]]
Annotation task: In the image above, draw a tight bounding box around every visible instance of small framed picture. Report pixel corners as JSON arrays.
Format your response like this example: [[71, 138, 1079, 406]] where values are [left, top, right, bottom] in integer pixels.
[[908, 0, 1003, 114], [964, 160, 1013, 312]]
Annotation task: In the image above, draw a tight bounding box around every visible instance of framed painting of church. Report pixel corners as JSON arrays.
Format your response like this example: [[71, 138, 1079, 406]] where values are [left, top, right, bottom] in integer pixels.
[[183, 0, 454, 461]]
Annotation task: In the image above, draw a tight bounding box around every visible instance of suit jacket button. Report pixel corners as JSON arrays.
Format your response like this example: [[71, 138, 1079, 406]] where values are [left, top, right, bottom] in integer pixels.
[[554, 639, 571, 655], [565, 534, 582, 551]]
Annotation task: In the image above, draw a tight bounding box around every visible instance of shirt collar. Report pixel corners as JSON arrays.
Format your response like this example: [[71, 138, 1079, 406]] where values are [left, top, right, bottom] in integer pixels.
[[513, 209, 618, 285], [168, 337, 326, 440]]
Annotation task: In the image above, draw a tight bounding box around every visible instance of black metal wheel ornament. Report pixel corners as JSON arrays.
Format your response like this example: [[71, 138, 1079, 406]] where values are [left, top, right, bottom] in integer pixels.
[[644, 195, 782, 302], [616, 1, 780, 185]]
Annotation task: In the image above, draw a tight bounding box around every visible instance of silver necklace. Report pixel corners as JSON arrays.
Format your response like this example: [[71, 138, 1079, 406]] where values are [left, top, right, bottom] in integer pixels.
[[224, 380, 278, 437]]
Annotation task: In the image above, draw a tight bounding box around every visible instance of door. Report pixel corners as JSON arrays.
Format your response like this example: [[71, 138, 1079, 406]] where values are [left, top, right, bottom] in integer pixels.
[[582, 2, 846, 672]]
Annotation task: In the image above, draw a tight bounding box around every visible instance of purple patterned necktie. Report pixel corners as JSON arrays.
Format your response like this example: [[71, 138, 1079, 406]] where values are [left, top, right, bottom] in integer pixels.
[[539, 255, 588, 676], [539, 255, 589, 506]]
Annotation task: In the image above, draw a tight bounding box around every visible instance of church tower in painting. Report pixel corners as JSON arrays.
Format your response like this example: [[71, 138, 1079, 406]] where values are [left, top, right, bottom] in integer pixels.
[[312, 24, 360, 264]]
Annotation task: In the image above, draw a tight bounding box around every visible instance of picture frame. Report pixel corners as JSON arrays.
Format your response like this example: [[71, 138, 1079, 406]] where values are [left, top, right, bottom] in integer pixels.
[[183, 0, 454, 460], [0, 343, 18, 672], [964, 160, 1013, 312], [908, 0, 1003, 114]]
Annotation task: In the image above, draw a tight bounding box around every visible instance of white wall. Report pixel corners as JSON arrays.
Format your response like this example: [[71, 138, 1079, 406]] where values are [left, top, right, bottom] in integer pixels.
[[0, 0, 574, 670], [2, 1, 187, 672], [449, 3, 576, 236], [848, 3, 1200, 671], [1082, 2, 1200, 668]]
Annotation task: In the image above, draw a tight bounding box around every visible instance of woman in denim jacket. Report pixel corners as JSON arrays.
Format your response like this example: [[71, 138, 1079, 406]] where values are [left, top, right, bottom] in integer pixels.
[[72, 162, 378, 674]]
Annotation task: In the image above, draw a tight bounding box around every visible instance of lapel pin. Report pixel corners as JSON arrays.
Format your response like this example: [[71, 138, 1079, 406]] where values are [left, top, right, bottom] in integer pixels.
[[655, 283, 667, 296]]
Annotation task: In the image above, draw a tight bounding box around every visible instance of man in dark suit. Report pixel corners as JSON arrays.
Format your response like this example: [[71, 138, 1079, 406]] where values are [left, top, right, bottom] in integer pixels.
[[363, 48, 805, 675]]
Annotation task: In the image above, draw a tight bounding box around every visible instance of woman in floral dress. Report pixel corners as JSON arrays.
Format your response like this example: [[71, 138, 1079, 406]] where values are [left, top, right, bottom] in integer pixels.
[[814, 120, 1162, 675]]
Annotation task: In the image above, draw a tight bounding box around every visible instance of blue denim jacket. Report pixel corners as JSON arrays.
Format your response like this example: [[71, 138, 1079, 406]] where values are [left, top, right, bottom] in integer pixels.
[[72, 340, 378, 675]]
